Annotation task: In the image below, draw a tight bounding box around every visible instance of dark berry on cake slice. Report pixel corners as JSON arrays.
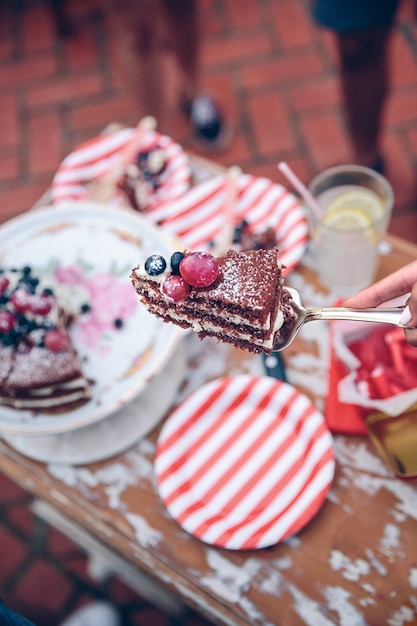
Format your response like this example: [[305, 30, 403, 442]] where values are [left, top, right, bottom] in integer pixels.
[[0, 267, 90, 412], [131, 247, 295, 354]]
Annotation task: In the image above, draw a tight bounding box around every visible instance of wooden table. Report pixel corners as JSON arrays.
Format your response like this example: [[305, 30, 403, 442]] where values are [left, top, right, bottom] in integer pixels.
[[1, 153, 417, 626]]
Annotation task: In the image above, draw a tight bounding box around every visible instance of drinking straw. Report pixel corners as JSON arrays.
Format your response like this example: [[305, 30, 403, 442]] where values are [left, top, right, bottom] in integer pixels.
[[277, 161, 323, 219], [214, 165, 242, 256]]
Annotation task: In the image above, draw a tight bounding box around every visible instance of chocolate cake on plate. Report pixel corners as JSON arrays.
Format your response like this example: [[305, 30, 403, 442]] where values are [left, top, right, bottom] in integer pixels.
[[117, 144, 168, 212], [0, 267, 90, 412], [131, 247, 296, 354]]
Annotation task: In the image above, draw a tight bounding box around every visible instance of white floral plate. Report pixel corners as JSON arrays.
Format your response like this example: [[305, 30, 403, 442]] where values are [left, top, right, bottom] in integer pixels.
[[0, 202, 184, 435]]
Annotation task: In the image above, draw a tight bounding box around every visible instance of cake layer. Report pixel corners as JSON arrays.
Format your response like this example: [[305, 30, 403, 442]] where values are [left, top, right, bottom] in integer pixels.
[[135, 279, 278, 336], [131, 247, 291, 354], [0, 379, 91, 411], [0, 267, 91, 413]]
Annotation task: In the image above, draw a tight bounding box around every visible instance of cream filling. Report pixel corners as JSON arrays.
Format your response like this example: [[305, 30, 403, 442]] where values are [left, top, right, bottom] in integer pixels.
[[145, 302, 283, 349], [0, 388, 89, 410], [134, 278, 283, 332], [20, 377, 90, 397]]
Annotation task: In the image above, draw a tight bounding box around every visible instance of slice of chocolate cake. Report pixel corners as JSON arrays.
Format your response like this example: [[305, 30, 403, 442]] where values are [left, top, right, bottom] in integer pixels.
[[131, 247, 296, 354], [0, 267, 90, 412]]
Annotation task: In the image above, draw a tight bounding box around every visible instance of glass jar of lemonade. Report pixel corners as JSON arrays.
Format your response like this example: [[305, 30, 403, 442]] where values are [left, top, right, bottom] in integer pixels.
[[308, 165, 394, 297]]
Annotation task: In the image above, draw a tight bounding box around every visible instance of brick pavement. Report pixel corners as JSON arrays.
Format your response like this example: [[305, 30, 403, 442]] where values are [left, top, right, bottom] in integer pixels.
[[0, 470, 214, 625], [0, 0, 416, 624]]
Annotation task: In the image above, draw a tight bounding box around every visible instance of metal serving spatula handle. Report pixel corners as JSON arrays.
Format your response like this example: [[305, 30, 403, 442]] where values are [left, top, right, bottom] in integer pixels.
[[272, 287, 409, 352], [304, 305, 407, 327]]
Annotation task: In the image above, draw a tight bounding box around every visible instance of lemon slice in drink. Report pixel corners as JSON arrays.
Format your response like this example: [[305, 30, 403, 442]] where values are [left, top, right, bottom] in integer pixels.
[[323, 207, 372, 230], [326, 188, 385, 222]]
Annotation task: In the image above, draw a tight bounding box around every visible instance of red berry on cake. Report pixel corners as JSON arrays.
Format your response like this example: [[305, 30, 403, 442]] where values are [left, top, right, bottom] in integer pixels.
[[10, 289, 32, 313], [0, 266, 91, 412], [162, 275, 190, 302], [179, 252, 219, 288], [30, 295, 53, 316], [0, 276, 10, 295], [44, 329, 69, 352], [0, 310, 16, 333]]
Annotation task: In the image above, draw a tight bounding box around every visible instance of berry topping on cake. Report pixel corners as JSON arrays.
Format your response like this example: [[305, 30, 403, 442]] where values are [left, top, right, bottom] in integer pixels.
[[0, 266, 92, 412], [30, 294, 53, 316], [44, 329, 69, 352], [0, 310, 16, 333], [145, 254, 167, 276], [170, 251, 184, 275], [10, 289, 32, 313], [179, 252, 219, 288], [162, 275, 190, 302], [0, 276, 10, 295]]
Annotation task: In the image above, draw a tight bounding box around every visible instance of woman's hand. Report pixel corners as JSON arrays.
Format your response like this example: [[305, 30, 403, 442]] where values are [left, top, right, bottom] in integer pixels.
[[344, 260, 417, 346]]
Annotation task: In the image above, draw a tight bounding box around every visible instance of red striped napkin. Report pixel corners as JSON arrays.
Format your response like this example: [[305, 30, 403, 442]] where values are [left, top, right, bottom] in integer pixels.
[[155, 376, 335, 550]]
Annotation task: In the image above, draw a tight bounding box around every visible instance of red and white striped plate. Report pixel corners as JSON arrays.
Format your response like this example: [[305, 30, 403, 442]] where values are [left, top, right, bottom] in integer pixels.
[[155, 376, 335, 550], [51, 128, 191, 213], [151, 174, 309, 275]]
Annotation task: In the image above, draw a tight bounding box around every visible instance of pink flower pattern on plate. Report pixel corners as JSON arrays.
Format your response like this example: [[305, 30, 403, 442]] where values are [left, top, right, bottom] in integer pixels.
[[54, 265, 138, 350]]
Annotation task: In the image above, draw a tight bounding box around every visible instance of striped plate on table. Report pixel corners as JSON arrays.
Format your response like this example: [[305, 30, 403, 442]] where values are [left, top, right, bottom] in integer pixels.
[[150, 174, 309, 275], [155, 375, 335, 550]]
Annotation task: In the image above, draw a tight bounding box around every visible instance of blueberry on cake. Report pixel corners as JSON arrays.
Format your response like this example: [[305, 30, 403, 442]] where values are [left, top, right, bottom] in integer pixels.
[[0, 267, 90, 412], [131, 247, 296, 354]]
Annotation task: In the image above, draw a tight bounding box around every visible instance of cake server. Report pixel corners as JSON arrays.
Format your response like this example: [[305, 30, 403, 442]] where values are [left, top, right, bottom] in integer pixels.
[[273, 287, 409, 352]]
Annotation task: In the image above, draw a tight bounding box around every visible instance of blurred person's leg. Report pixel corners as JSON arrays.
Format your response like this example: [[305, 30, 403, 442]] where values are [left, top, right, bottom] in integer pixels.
[[105, 0, 171, 127], [336, 26, 393, 169], [163, 0, 230, 150], [105, 0, 229, 149], [162, 0, 200, 104], [312, 0, 399, 170], [49, 0, 74, 37]]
